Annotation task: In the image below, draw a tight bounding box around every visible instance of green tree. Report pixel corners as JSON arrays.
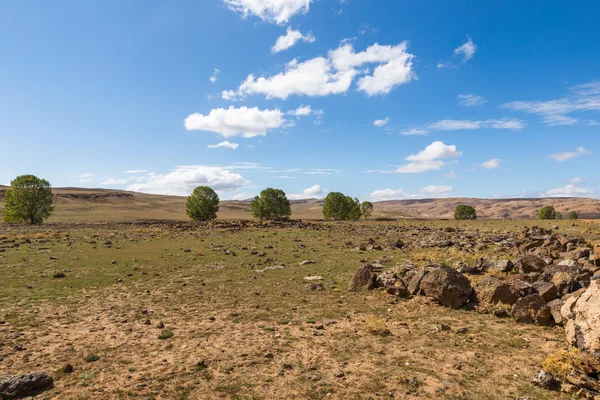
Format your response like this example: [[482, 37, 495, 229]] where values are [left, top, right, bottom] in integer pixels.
[[251, 188, 291, 221], [361, 201, 374, 220], [322, 192, 362, 221], [454, 205, 477, 220], [567, 211, 579, 220], [555, 212, 563, 220], [186, 186, 219, 222], [3, 175, 54, 225], [538, 206, 557, 220]]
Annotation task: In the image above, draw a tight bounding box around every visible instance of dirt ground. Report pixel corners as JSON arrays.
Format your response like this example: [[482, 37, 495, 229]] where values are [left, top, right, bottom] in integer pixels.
[[2, 219, 596, 399]]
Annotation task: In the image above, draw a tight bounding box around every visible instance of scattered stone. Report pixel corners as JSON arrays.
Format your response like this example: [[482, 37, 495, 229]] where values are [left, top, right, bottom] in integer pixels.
[[473, 276, 519, 306], [418, 264, 472, 309], [532, 370, 558, 389], [348, 264, 380, 291], [306, 282, 325, 291], [515, 255, 546, 274], [299, 260, 316, 266]]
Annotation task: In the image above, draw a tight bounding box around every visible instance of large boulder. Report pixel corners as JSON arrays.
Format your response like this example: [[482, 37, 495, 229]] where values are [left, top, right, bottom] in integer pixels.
[[510, 294, 553, 326], [418, 264, 472, 309], [515, 255, 547, 274], [0, 372, 53, 399], [348, 264, 381, 291], [473, 276, 519, 306], [532, 280, 559, 302], [561, 280, 600, 353]]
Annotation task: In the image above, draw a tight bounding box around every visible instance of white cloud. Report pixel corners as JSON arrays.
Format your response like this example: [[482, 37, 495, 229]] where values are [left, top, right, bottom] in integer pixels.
[[481, 158, 501, 169], [568, 177, 584, 184], [224, 41, 416, 99], [502, 81, 600, 126], [223, 0, 312, 25], [396, 141, 462, 173], [543, 184, 596, 198], [126, 166, 247, 196], [288, 184, 325, 200], [457, 94, 486, 107], [272, 27, 315, 53], [185, 106, 288, 138], [550, 146, 591, 162], [79, 173, 93, 183], [287, 104, 322, 119], [124, 170, 148, 174], [368, 185, 454, 201], [454, 36, 476, 62], [588, 120, 599, 126], [402, 118, 524, 135], [207, 141, 239, 149], [419, 185, 453, 195], [209, 68, 220, 83], [444, 170, 457, 179], [373, 117, 390, 127]]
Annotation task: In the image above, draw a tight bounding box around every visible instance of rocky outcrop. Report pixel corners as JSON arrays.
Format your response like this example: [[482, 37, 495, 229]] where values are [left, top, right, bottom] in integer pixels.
[[473, 276, 519, 306], [510, 294, 553, 326], [418, 264, 472, 309], [561, 280, 600, 353]]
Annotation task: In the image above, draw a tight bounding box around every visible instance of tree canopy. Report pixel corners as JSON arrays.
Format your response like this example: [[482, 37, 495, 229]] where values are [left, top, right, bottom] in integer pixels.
[[322, 192, 361, 221], [567, 211, 579, 220], [361, 201, 374, 220], [454, 205, 477, 220], [3, 175, 54, 225], [186, 186, 220, 222], [251, 188, 291, 221], [538, 206, 557, 220]]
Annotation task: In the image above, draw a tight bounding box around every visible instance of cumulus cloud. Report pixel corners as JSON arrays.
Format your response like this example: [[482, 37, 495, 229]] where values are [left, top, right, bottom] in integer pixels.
[[126, 166, 247, 196], [457, 94, 486, 107], [481, 159, 501, 169], [288, 184, 325, 200], [209, 68, 220, 83], [124, 170, 148, 174], [568, 177, 584, 184], [396, 141, 461, 173], [223, 0, 312, 25], [454, 36, 476, 62], [207, 141, 239, 149], [502, 81, 600, 126], [549, 147, 591, 162], [185, 106, 290, 138], [272, 27, 315, 53], [543, 184, 596, 198], [373, 117, 390, 127], [287, 105, 323, 120], [368, 185, 454, 201], [224, 41, 416, 99], [444, 170, 457, 179], [402, 118, 524, 135]]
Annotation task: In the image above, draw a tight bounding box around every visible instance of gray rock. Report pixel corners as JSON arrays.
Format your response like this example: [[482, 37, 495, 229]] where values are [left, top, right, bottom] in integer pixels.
[[532, 370, 558, 389], [0, 372, 53, 399]]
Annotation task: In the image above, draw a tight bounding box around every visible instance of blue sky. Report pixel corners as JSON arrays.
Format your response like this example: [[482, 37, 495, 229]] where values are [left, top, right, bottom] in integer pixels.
[[1, 0, 599, 201]]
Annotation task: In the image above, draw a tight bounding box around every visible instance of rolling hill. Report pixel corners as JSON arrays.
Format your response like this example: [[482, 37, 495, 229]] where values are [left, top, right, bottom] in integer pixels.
[[1, 186, 600, 222]]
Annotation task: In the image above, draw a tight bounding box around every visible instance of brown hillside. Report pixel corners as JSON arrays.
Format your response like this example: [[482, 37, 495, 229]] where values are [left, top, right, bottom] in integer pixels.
[[1, 186, 599, 221]]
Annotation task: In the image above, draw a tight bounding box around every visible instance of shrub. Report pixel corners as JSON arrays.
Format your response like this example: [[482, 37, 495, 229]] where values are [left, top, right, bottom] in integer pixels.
[[365, 315, 391, 336], [542, 349, 583, 381], [454, 205, 477, 220], [84, 354, 100, 362], [251, 188, 291, 221], [186, 186, 220, 222], [3, 175, 54, 225], [538, 206, 557, 220], [158, 330, 174, 340], [567, 211, 579, 220], [555, 212, 563, 220], [322, 192, 361, 221], [361, 201, 374, 220]]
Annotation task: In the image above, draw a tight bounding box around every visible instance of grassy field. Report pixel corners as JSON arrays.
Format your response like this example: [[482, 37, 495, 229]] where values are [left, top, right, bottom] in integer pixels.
[[2, 219, 597, 399]]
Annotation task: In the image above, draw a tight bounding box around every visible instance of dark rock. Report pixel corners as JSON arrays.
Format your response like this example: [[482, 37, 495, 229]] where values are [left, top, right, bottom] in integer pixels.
[[418, 264, 472, 309], [0, 372, 54, 399], [532, 280, 558, 302], [473, 276, 519, 306], [515, 255, 547, 274], [348, 264, 379, 291], [511, 294, 553, 326]]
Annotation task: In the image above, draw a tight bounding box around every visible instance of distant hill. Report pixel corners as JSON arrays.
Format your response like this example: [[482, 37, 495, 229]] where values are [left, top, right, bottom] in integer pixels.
[[1, 186, 599, 222]]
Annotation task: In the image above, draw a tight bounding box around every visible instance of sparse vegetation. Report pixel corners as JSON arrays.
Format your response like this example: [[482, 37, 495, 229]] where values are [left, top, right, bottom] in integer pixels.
[[2, 175, 54, 225], [365, 315, 391, 336], [251, 188, 291, 221], [158, 329, 174, 340], [84, 353, 100, 362], [186, 186, 219, 222], [454, 205, 477, 220], [538, 206, 557, 220], [567, 211, 579, 220]]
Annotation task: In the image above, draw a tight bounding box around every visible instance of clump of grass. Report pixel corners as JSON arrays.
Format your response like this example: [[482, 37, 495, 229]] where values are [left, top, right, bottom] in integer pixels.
[[52, 272, 66, 279], [542, 348, 582, 380], [158, 329, 174, 340], [84, 353, 100, 362], [365, 315, 391, 337]]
